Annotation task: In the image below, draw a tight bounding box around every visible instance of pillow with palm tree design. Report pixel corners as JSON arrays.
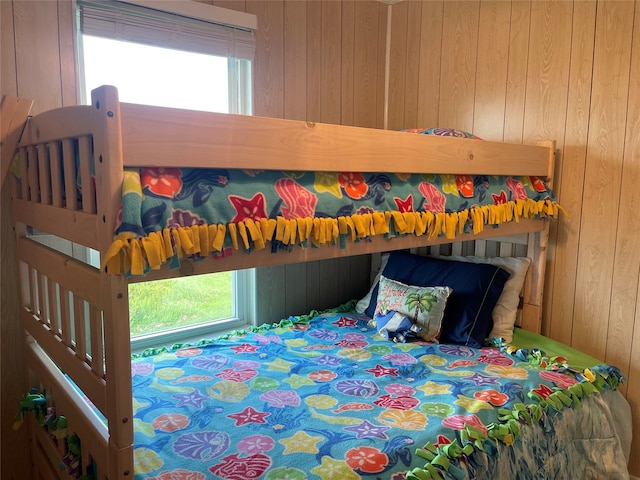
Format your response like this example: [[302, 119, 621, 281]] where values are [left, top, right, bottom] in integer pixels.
[[375, 275, 452, 342]]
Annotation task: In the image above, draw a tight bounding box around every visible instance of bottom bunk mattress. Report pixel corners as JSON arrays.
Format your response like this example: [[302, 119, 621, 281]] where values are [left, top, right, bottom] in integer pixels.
[[130, 305, 631, 480]]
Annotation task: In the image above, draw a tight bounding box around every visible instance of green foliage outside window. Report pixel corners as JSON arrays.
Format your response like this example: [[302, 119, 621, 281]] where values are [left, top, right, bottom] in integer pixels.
[[129, 273, 233, 337]]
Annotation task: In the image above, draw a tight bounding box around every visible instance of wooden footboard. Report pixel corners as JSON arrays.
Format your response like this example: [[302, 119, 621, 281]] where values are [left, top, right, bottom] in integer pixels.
[[11, 87, 133, 479]]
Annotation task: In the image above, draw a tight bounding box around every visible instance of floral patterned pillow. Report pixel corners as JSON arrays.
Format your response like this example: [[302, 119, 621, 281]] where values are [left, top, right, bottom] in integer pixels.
[[375, 275, 452, 342]]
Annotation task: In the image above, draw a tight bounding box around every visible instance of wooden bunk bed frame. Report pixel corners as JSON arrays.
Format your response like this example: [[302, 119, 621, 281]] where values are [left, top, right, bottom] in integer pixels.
[[9, 86, 555, 479]]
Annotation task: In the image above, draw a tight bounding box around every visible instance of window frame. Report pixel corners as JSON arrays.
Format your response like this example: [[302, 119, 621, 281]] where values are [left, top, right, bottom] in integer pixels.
[[74, 0, 258, 349], [128, 268, 257, 353]]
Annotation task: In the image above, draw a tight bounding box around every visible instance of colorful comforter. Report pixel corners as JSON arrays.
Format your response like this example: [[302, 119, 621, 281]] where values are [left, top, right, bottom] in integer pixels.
[[130, 305, 628, 480], [103, 170, 561, 275]]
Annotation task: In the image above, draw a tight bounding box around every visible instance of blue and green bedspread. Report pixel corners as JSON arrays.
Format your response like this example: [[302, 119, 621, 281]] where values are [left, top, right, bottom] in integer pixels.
[[130, 305, 630, 480], [103, 169, 561, 275]]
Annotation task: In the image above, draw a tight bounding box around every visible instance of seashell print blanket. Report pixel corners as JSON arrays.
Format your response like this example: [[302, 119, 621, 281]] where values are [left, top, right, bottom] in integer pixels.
[[129, 306, 628, 480]]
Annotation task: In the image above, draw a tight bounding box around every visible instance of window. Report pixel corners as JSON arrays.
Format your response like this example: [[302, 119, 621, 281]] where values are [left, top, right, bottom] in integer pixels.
[[77, 0, 255, 112], [81, 36, 233, 112], [76, 0, 257, 350]]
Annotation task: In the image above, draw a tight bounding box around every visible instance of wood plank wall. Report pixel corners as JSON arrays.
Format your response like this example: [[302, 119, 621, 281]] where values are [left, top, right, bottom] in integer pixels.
[[242, 0, 384, 321], [0, 1, 382, 478], [2, 0, 639, 477], [386, 0, 639, 473]]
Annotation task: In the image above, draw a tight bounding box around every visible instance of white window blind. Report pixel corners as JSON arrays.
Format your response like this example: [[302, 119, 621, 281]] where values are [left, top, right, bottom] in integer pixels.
[[78, 0, 255, 60]]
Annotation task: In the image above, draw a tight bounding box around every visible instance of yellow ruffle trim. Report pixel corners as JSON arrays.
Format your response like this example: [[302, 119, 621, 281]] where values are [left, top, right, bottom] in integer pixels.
[[101, 198, 562, 276]]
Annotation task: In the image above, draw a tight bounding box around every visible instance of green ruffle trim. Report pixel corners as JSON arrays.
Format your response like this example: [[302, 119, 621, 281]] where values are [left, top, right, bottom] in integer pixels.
[[406, 339, 626, 480], [131, 299, 358, 359], [102, 199, 563, 275]]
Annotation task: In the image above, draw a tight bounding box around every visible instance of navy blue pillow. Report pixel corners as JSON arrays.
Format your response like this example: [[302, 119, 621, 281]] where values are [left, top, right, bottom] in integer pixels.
[[365, 251, 510, 348]]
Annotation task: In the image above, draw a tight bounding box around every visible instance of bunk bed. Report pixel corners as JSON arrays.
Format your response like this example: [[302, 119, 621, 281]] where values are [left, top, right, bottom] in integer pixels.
[[7, 85, 631, 480]]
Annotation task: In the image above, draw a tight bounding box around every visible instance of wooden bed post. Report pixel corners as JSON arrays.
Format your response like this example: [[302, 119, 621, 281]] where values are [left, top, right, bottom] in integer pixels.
[[90, 85, 134, 478], [521, 140, 556, 334]]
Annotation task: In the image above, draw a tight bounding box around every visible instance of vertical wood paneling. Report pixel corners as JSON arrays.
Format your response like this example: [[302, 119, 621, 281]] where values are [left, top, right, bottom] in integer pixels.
[[3, 3, 52, 478], [306, 1, 322, 122], [241, 0, 294, 330], [627, 284, 640, 477], [9, 0, 640, 474], [388, 1, 639, 471], [318, 257, 338, 310], [375, 4, 387, 130], [607, 0, 640, 390], [521, 1, 572, 144], [573, 1, 634, 359], [257, 264, 286, 322], [246, 1, 284, 118], [305, 260, 321, 310], [546, 1, 596, 345], [57, 0, 77, 106], [623, 4, 640, 471], [337, 257, 352, 306], [521, 2, 572, 343], [403, 1, 422, 129], [416, 1, 443, 129], [315, 3, 344, 297], [321, 1, 341, 125], [1, 174, 30, 476], [1, 0, 18, 95], [283, 262, 307, 317], [502, 0, 530, 143], [438, 1, 479, 132], [353, 1, 380, 128], [13, 1, 63, 112], [254, 1, 381, 323], [283, 0, 307, 121], [341, 0, 355, 126], [473, 1, 510, 140], [348, 255, 370, 301], [388, 1, 408, 130]]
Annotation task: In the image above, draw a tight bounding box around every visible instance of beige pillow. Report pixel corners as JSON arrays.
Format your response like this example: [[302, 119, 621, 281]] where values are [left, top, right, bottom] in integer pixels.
[[355, 253, 390, 314]]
